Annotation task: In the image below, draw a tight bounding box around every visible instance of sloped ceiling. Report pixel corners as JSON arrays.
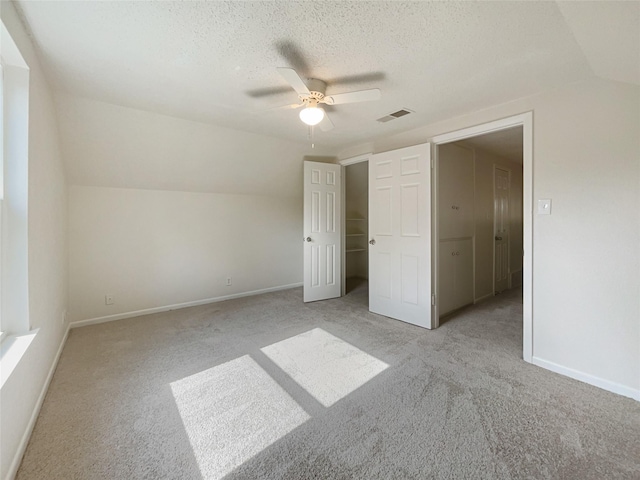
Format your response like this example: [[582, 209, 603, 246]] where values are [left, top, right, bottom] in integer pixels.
[[10, 0, 640, 191], [557, 1, 640, 86]]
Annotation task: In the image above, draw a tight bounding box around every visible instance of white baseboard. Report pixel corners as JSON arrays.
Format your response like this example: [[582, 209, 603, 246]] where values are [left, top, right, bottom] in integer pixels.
[[532, 356, 639, 401], [473, 292, 494, 304], [5, 325, 70, 480], [70, 283, 303, 329]]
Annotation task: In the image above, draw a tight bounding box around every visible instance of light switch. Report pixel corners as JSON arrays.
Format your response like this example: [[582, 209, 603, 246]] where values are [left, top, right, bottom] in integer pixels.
[[538, 199, 552, 215]]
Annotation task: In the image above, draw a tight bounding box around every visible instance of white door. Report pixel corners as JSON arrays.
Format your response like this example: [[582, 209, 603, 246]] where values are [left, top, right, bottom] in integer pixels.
[[494, 167, 510, 293], [368, 143, 432, 328], [455, 238, 474, 305], [438, 239, 456, 316], [438, 238, 473, 317], [303, 161, 342, 302]]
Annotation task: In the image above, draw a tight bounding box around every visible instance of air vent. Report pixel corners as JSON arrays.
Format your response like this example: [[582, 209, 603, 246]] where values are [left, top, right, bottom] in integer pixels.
[[390, 109, 411, 118], [377, 108, 413, 123]]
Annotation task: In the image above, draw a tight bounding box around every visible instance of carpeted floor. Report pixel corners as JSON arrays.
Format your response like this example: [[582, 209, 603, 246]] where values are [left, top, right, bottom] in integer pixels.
[[16, 285, 640, 479]]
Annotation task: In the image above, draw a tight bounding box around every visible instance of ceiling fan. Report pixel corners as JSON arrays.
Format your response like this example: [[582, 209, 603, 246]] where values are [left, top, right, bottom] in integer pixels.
[[276, 67, 381, 131]]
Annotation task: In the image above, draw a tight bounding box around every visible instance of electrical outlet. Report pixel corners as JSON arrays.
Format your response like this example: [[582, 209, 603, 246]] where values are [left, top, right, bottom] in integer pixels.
[[105, 294, 115, 305], [226, 277, 232, 286]]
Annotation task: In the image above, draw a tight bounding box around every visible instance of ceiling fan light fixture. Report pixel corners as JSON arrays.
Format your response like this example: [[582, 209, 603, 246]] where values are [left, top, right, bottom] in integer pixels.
[[299, 104, 325, 126]]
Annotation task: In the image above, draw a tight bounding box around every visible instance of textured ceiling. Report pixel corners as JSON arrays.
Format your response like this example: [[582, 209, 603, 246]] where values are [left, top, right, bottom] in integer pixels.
[[14, 0, 638, 152]]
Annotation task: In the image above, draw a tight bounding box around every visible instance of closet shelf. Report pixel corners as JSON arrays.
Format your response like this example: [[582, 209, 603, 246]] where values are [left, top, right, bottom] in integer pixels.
[[346, 248, 366, 253], [346, 233, 365, 237], [346, 217, 366, 221]]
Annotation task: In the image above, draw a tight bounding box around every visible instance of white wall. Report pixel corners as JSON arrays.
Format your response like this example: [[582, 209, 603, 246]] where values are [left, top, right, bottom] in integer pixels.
[[58, 95, 325, 323], [339, 77, 640, 397], [473, 148, 523, 299], [0, 3, 68, 479], [55, 94, 335, 198], [68, 187, 301, 322]]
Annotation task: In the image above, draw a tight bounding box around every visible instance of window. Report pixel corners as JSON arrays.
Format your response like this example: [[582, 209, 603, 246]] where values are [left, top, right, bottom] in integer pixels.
[[1, 20, 35, 390], [0, 59, 4, 340], [1, 20, 30, 338]]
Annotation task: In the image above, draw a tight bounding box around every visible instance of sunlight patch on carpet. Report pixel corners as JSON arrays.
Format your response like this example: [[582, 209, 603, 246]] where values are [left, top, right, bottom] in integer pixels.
[[261, 328, 389, 407], [170, 355, 309, 479]]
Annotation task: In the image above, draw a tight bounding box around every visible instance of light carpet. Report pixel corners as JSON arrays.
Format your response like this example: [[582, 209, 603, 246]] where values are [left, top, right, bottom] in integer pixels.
[[16, 285, 640, 479]]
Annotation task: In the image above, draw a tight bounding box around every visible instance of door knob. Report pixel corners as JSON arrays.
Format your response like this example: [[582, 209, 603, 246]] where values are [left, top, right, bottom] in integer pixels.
[[369, 239, 376, 245], [305, 237, 312, 242], [495, 236, 503, 241]]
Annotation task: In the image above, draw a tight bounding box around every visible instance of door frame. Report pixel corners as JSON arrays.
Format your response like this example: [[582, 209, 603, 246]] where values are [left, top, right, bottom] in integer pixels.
[[338, 153, 372, 296], [432, 112, 533, 363], [493, 165, 512, 294]]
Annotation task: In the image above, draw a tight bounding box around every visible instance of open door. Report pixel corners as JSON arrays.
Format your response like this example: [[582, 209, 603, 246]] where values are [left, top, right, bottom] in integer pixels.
[[368, 143, 432, 328], [494, 167, 510, 293], [303, 161, 342, 302]]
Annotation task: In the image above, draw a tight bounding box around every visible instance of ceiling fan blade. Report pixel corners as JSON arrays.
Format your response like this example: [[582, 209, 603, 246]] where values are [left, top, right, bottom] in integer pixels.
[[324, 88, 381, 105], [277, 67, 310, 96], [269, 102, 304, 111], [319, 112, 334, 132], [254, 103, 303, 116]]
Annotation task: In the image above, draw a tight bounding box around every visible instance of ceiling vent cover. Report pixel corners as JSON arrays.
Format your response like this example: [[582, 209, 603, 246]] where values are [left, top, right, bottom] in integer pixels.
[[377, 108, 413, 123], [390, 109, 411, 118]]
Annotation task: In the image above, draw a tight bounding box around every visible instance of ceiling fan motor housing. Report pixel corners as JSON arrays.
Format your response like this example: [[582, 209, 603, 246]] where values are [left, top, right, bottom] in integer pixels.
[[300, 78, 327, 103]]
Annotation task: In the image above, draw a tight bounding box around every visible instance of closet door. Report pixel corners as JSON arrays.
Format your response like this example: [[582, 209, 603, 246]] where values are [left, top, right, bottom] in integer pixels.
[[454, 238, 474, 307], [303, 161, 342, 302], [456, 158, 474, 238], [438, 145, 474, 239], [438, 144, 474, 318], [438, 240, 456, 315], [369, 143, 432, 329], [439, 238, 473, 316], [438, 158, 457, 240]]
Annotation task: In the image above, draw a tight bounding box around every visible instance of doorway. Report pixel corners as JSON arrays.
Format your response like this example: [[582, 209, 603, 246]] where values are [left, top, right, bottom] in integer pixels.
[[432, 112, 533, 362], [343, 161, 369, 295], [436, 128, 523, 323]]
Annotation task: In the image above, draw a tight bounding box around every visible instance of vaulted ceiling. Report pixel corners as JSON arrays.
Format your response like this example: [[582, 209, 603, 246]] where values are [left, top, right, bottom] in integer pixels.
[[15, 0, 639, 153]]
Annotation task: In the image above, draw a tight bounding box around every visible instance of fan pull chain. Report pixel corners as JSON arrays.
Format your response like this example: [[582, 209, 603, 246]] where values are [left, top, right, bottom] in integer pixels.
[[308, 125, 315, 148]]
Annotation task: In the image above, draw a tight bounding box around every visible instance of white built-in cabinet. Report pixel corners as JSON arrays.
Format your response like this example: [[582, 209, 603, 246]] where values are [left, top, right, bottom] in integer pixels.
[[438, 144, 474, 316], [439, 239, 473, 315], [439, 147, 474, 239]]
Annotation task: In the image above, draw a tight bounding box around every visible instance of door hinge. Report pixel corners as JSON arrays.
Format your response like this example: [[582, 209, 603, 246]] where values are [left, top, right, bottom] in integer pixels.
[[431, 294, 436, 306], [430, 157, 434, 169]]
